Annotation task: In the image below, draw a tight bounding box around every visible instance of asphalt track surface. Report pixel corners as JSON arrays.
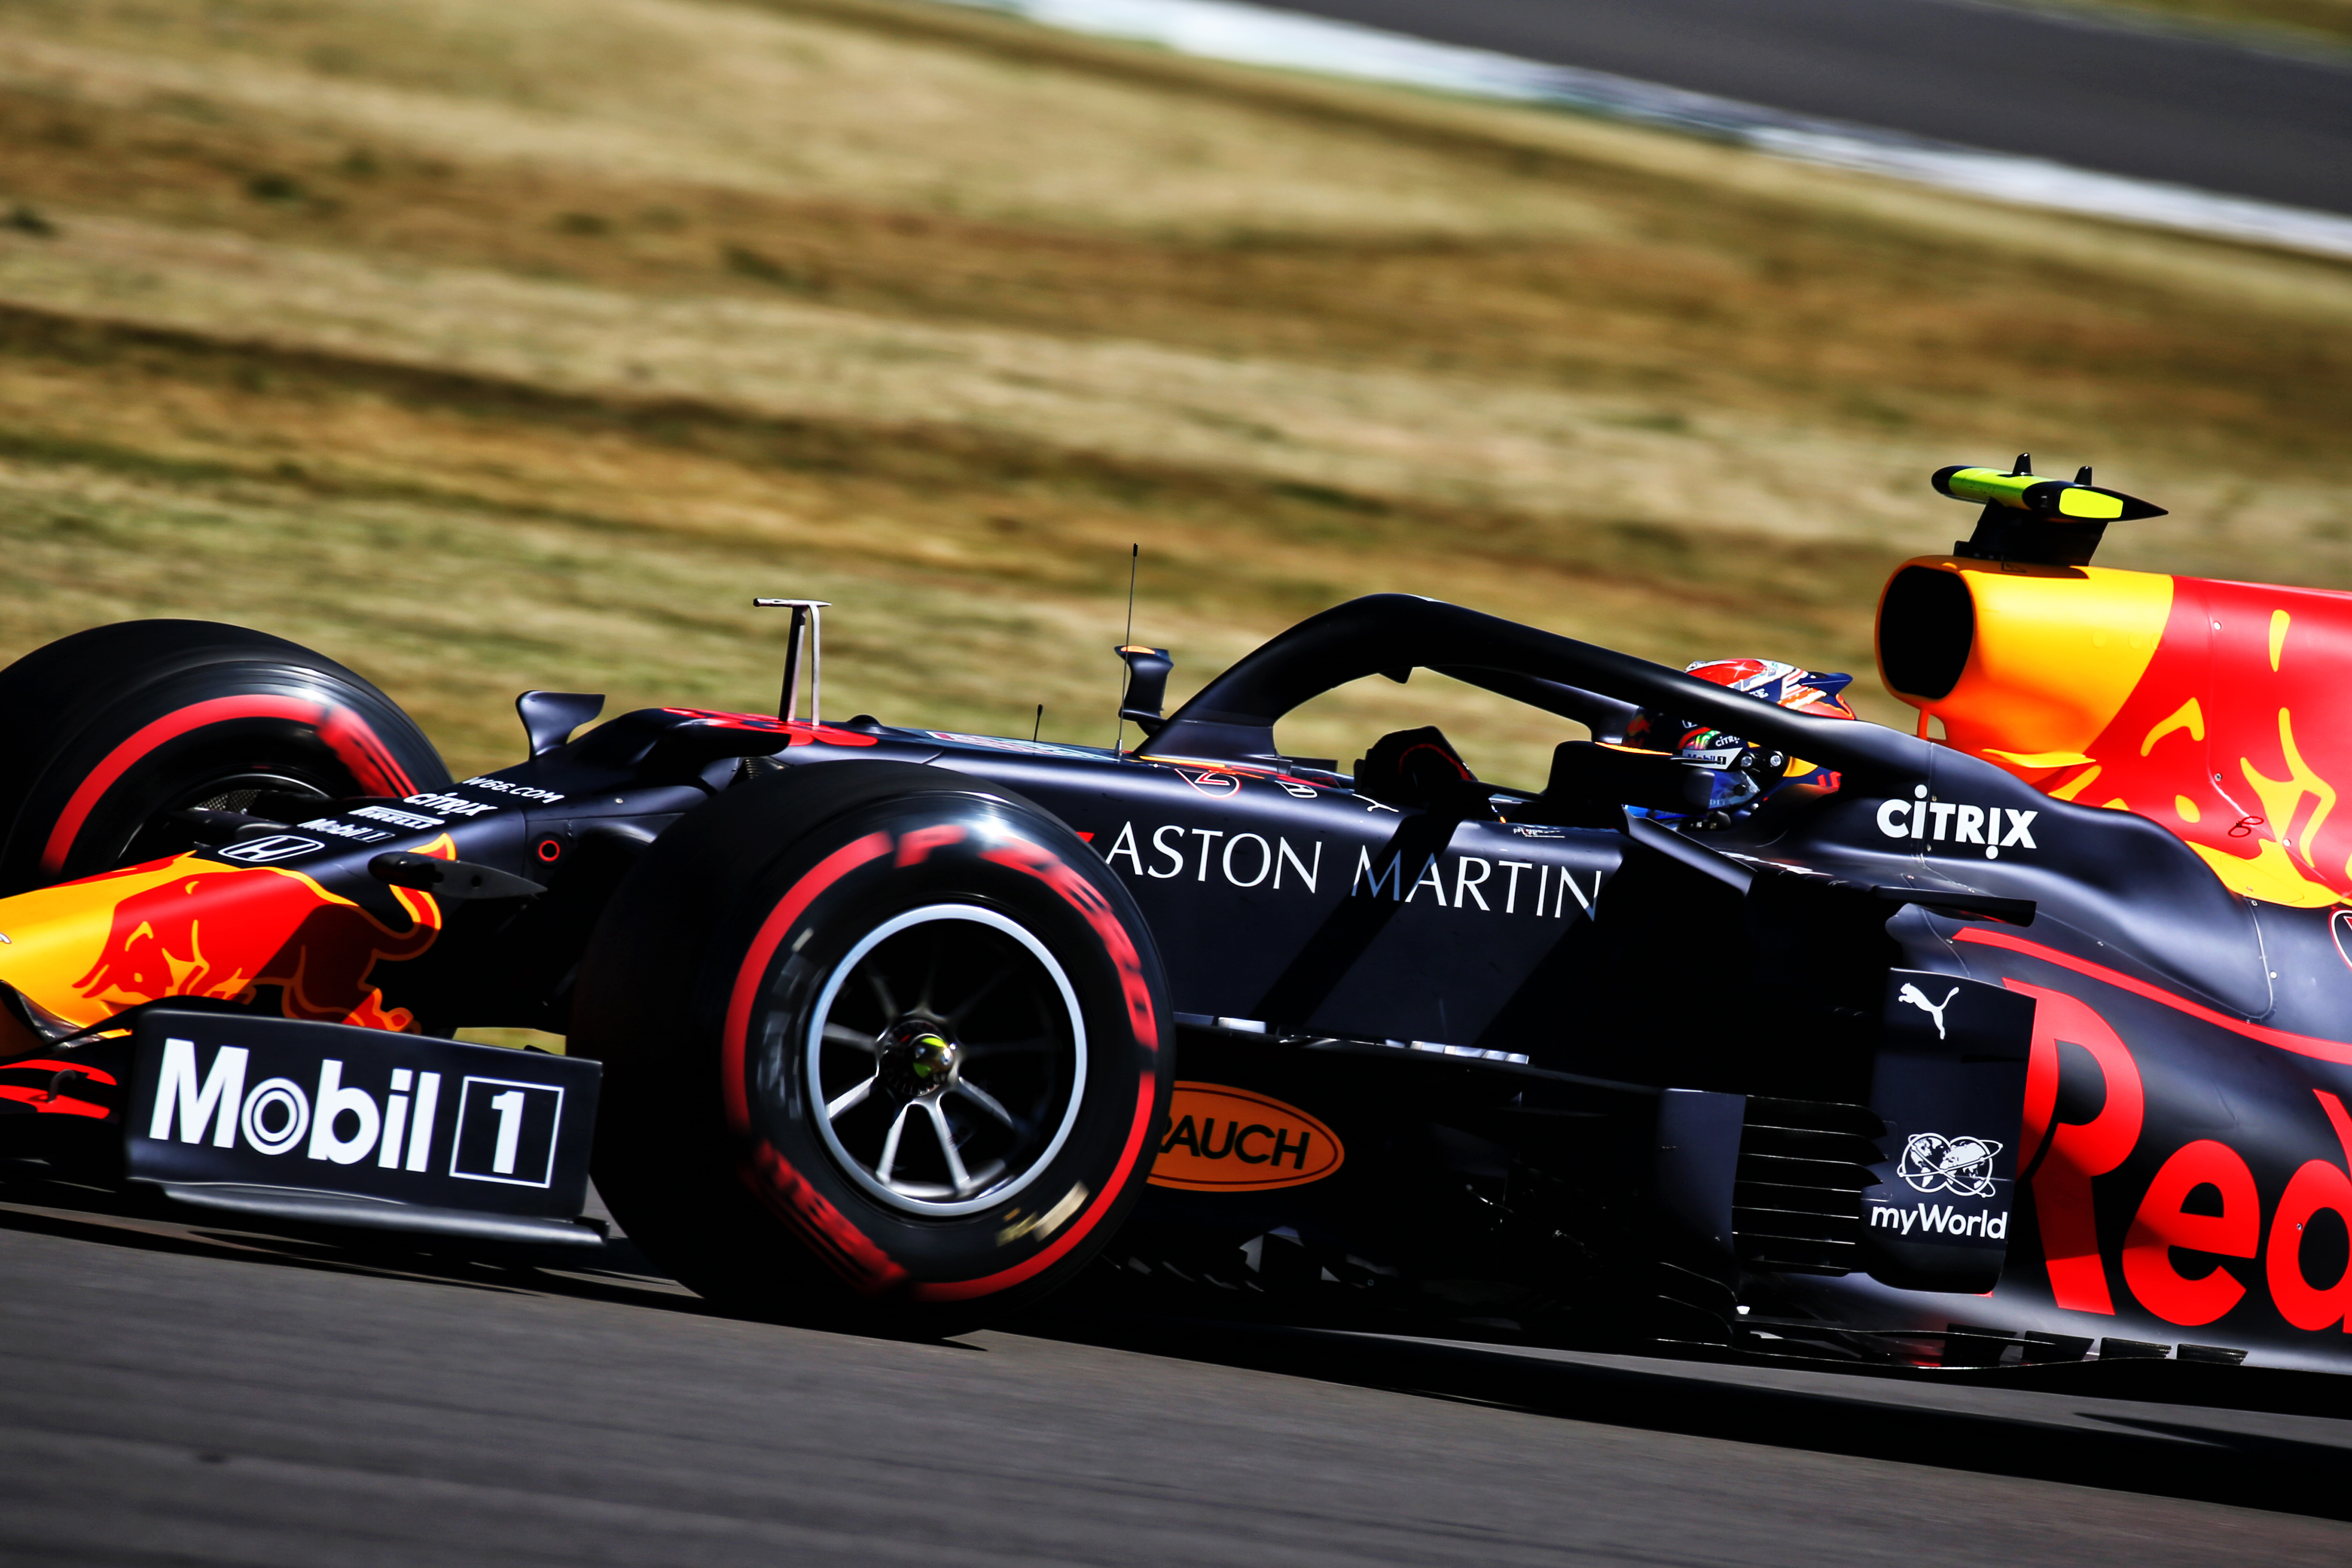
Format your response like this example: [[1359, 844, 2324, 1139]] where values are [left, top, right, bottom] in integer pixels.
[[1255, 0, 2352, 216], [5, 1196, 2352, 1566]]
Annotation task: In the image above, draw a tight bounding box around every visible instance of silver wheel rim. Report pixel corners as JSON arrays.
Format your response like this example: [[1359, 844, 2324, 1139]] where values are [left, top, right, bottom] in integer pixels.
[[805, 903, 1088, 1217]]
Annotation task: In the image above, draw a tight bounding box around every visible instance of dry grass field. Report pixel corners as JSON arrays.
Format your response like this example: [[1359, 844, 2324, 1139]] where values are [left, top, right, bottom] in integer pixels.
[[2074, 0, 2352, 47], [0, 0, 2347, 790]]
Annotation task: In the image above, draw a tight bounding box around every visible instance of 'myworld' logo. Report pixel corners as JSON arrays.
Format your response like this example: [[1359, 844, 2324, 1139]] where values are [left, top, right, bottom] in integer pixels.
[[1870, 1202, 2008, 1240], [1896, 1132, 2003, 1197]]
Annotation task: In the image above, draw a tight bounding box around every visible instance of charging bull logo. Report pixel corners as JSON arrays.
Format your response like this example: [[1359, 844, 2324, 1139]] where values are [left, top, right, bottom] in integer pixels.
[[1896, 1132, 2003, 1198], [74, 865, 440, 1031], [1885, 560, 2352, 906], [0, 849, 447, 1036]]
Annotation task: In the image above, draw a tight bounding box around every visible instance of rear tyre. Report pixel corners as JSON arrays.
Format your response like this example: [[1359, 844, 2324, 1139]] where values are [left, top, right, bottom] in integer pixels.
[[0, 620, 451, 893], [575, 761, 1171, 1335]]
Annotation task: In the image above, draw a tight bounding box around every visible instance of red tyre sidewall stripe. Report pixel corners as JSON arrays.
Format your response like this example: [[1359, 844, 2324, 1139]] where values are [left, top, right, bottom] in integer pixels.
[[40, 692, 416, 874], [910, 833, 1162, 1302], [738, 1137, 909, 1295], [980, 836, 1160, 1055], [720, 830, 894, 1133], [725, 821, 1159, 1305], [913, 1078, 1157, 1303], [318, 706, 419, 799]]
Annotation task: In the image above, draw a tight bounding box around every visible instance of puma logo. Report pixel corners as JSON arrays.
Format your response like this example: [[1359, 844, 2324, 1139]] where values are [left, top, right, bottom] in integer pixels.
[[1898, 982, 1960, 1039]]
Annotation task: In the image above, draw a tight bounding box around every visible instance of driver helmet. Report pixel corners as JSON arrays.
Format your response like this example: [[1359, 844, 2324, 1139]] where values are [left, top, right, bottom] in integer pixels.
[[1624, 658, 1857, 820]]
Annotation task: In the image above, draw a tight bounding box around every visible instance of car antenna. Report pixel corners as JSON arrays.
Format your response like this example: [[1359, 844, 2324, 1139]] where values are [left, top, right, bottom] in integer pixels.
[[1111, 548, 1176, 753], [1112, 544, 1137, 754], [1033, 703, 1044, 744]]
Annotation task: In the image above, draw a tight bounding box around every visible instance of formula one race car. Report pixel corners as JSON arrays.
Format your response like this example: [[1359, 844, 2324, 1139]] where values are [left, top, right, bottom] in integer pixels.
[[4, 459, 2352, 1373]]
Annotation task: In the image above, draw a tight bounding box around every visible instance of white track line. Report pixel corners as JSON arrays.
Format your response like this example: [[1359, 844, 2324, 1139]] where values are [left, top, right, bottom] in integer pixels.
[[939, 0, 2352, 260]]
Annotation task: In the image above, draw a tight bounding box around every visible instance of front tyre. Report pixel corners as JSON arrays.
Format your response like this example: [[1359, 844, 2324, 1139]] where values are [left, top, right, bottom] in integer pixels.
[[574, 762, 1171, 1334], [0, 620, 449, 893]]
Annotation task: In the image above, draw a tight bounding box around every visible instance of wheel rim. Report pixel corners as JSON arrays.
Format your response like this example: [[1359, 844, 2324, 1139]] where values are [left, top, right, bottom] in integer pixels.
[[804, 903, 1088, 1217], [117, 771, 332, 867]]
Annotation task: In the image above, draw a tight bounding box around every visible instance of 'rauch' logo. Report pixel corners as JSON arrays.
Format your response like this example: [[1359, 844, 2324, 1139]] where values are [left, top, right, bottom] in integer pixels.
[[1896, 1132, 2003, 1198], [1874, 785, 2036, 860], [1148, 1082, 1343, 1192]]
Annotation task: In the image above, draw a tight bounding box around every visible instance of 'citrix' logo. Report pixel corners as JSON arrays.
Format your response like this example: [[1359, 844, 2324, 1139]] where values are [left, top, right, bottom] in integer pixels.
[[1875, 784, 2038, 860]]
